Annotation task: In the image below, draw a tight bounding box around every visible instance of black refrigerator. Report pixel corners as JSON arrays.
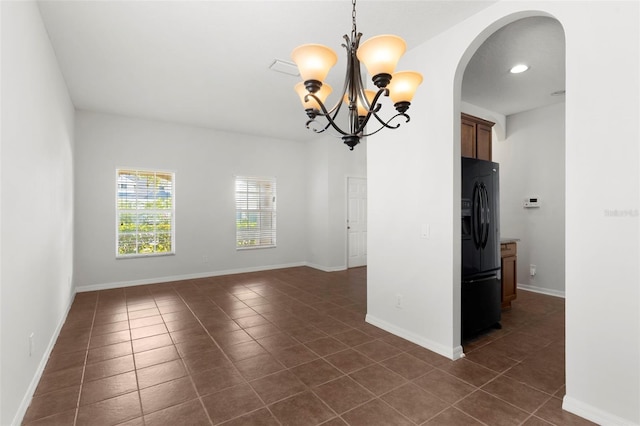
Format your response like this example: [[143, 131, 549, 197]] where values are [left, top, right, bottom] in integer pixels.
[[461, 157, 501, 338]]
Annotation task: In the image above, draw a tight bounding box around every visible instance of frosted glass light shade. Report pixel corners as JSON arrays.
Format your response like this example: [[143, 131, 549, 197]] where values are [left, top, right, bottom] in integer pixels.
[[357, 35, 406, 78], [291, 44, 338, 84], [344, 90, 377, 116], [388, 71, 423, 104], [295, 82, 333, 110]]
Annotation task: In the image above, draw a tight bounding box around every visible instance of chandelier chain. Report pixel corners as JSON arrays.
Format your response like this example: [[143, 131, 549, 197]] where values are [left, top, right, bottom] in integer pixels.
[[351, 0, 357, 39]]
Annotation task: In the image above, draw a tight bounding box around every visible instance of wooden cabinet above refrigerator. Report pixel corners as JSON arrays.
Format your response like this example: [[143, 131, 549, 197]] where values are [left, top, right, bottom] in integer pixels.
[[461, 113, 495, 161]]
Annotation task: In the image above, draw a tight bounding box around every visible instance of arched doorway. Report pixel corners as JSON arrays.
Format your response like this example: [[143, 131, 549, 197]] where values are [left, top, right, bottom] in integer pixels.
[[457, 14, 566, 342], [454, 8, 568, 404]]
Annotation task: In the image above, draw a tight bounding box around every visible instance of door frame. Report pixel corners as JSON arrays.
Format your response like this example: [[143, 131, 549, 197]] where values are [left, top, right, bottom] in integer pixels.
[[345, 175, 367, 268]]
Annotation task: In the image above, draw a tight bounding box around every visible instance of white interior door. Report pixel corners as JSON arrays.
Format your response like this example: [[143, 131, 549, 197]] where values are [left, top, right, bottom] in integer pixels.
[[347, 177, 367, 268]]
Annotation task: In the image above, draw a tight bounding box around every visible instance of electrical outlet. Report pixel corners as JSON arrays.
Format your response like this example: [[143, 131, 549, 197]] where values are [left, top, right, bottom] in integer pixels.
[[29, 333, 34, 357], [530, 264, 536, 276], [396, 294, 403, 309], [420, 224, 430, 239], [202, 255, 209, 263]]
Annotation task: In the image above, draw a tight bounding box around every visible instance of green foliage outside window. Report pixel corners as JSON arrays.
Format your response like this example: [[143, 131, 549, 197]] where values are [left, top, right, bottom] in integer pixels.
[[117, 170, 174, 256], [236, 218, 259, 247], [118, 233, 172, 255]]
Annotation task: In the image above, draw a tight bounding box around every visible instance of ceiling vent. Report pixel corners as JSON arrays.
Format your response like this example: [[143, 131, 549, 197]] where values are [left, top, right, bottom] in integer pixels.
[[269, 60, 299, 76]]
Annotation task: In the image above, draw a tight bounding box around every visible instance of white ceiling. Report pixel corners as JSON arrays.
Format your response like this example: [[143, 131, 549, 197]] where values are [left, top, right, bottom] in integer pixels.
[[462, 16, 565, 116], [36, 1, 563, 143]]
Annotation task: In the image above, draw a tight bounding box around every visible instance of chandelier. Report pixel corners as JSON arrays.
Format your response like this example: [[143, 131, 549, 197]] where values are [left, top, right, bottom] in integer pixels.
[[291, 0, 423, 150]]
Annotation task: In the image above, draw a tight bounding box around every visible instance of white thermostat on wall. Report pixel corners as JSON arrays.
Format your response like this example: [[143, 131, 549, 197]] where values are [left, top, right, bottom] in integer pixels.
[[523, 197, 540, 208]]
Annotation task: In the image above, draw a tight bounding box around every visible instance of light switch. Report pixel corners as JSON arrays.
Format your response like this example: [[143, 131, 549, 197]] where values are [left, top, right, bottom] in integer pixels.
[[421, 224, 430, 239]]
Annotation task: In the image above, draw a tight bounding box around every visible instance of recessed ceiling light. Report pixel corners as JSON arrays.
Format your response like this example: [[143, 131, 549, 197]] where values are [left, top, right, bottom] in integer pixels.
[[510, 64, 529, 74]]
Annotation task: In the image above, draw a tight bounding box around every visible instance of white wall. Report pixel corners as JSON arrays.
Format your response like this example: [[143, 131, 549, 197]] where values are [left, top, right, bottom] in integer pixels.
[[307, 138, 332, 269], [74, 111, 366, 289], [562, 2, 638, 423], [0, 2, 75, 424], [306, 137, 367, 271], [493, 102, 565, 296], [74, 111, 309, 289], [367, 1, 639, 425]]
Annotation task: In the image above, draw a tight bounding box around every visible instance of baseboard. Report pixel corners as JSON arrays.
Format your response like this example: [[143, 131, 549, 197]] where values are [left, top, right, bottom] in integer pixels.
[[304, 262, 348, 272], [517, 283, 565, 298], [75, 262, 312, 292], [563, 395, 639, 426], [12, 290, 76, 426], [365, 314, 464, 360]]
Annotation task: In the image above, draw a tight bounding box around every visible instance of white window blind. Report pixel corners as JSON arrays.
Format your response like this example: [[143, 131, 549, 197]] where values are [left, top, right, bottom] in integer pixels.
[[116, 169, 175, 257], [235, 176, 276, 249]]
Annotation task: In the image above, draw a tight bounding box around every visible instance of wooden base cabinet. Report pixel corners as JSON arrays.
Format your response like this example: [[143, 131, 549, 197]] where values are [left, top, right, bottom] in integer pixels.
[[500, 242, 517, 309], [461, 113, 495, 161]]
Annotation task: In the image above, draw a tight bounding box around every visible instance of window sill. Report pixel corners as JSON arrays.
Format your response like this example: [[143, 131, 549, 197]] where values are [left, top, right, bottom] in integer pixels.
[[116, 252, 176, 260], [236, 245, 276, 251]]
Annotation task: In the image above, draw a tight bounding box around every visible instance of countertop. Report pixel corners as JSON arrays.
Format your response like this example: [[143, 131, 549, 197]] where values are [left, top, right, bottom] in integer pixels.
[[500, 238, 520, 244]]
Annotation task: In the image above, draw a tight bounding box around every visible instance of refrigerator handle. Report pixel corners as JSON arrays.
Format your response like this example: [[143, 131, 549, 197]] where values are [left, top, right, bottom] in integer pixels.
[[472, 183, 481, 248], [480, 182, 486, 246], [481, 184, 490, 248]]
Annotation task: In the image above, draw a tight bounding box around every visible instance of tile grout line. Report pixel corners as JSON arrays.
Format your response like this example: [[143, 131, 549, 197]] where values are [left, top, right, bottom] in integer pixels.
[[217, 280, 308, 425], [451, 388, 498, 425], [169, 279, 279, 425], [194, 278, 367, 425], [449, 358, 547, 423], [463, 344, 565, 415], [126, 283, 202, 423], [156, 284, 216, 426], [124, 289, 149, 425], [72, 292, 99, 426], [25, 269, 567, 426], [131, 291, 157, 426], [219, 281, 346, 425]]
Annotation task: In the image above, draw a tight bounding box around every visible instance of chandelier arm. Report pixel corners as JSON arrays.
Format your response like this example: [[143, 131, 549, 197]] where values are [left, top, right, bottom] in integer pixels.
[[304, 93, 352, 136], [351, 87, 386, 135], [326, 90, 346, 122], [305, 118, 329, 134], [306, 117, 362, 143], [305, 118, 327, 133], [307, 119, 358, 141], [305, 92, 346, 124], [358, 85, 383, 114], [370, 109, 407, 130], [361, 113, 410, 137]]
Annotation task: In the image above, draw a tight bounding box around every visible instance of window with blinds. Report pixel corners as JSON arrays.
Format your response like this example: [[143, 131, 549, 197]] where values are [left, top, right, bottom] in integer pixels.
[[116, 169, 175, 257], [235, 176, 276, 249]]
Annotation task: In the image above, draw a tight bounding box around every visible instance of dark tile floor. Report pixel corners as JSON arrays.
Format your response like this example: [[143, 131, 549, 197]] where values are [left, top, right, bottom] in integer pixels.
[[23, 266, 595, 425]]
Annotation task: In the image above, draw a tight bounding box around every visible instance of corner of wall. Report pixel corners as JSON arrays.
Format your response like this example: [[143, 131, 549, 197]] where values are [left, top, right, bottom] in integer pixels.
[[365, 314, 464, 361], [11, 290, 77, 426], [460, 101, 507, 141], [563, 395, 640, 426]]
